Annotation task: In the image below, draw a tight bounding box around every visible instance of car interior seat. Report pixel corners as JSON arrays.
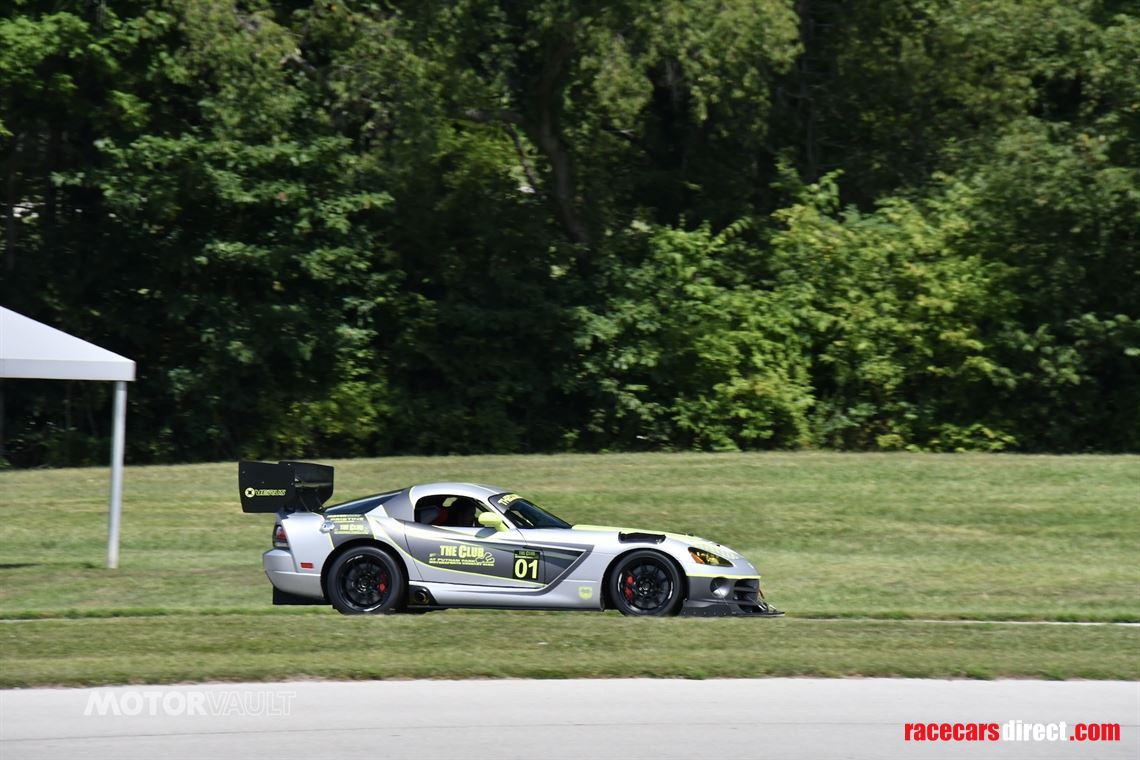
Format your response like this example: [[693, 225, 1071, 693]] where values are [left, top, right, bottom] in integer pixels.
[[450, 501, 477, 527]]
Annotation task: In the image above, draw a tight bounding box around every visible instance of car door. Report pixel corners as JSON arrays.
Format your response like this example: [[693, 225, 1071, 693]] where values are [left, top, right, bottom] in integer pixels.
[[401, 495, 536, 588], [487, 492, 594, 590], [512, 527, 592, 587]]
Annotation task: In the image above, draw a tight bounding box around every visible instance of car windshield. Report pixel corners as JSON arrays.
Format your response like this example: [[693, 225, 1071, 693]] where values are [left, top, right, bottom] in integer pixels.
[[491, 493, 572, 529]]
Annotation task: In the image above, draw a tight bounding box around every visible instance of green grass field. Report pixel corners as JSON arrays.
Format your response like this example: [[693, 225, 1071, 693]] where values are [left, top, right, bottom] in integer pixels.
[[1, 452, 1138, 686]]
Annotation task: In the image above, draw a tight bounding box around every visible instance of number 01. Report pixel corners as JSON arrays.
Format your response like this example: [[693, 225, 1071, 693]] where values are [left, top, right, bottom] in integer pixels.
[[513, 557, 539, 580]]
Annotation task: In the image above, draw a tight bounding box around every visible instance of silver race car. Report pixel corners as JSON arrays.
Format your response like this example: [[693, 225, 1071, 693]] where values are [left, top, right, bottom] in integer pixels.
[[240, 460, 782, 617]]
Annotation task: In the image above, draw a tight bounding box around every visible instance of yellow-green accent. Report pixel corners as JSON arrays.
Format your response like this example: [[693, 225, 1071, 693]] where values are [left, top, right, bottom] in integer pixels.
[[478, 512, 508, 532], [410, 556, 544, 585]]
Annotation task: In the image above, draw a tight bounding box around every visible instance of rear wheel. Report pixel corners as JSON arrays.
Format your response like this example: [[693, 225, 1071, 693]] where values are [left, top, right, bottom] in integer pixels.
[[609, 550, 683, 617], [327, 546, 405, 614]]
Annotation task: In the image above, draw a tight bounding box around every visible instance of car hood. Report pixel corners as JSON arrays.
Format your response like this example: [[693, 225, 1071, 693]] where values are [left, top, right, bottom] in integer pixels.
[[571, 524, 745, 561]]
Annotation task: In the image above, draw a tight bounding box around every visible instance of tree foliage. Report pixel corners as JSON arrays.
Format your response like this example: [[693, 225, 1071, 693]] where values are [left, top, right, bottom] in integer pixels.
[[1, 0, 1136, 464]]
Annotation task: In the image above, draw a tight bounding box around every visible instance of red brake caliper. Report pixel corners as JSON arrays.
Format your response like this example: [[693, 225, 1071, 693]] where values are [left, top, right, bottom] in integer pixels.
[[378, 571, 388, 595], [623, 574, 635, 602]]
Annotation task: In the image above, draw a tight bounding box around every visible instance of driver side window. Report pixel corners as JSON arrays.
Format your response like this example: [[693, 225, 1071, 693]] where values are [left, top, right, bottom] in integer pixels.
[[413, 495, 483, 528]]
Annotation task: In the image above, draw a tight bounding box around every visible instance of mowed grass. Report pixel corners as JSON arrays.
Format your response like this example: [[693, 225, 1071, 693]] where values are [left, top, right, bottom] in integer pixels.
[[0, 452, 1138, 685], [4, 614, 1137, 687]]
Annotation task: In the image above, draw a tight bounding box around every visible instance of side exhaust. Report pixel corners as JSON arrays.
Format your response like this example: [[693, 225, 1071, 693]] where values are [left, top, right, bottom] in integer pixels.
[[409, 586, 435, 606]]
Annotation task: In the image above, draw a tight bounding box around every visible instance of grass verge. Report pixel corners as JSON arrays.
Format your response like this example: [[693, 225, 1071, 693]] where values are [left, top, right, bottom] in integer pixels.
[[2, 612, 1138, 687], [1, 452, 1137, 685]]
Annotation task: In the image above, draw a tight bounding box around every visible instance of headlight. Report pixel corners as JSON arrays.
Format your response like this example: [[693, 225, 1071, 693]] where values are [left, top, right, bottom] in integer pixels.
[[689, 547, 732, 566]]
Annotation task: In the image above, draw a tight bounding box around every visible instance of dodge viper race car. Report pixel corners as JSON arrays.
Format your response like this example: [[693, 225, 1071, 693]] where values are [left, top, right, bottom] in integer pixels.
[[240, 460, 782, 617]]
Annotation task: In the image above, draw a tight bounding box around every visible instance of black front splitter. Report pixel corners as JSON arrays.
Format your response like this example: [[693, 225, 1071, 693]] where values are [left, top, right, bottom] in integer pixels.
[[679, 599, 785, 617]]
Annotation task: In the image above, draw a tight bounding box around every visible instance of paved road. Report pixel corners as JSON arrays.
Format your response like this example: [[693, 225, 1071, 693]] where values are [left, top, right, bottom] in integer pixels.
[[2, 679, 1137, 759]]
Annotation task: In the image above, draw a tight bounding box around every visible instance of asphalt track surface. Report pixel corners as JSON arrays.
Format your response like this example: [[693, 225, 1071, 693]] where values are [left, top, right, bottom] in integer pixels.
[[2, 678, 1137, 760]]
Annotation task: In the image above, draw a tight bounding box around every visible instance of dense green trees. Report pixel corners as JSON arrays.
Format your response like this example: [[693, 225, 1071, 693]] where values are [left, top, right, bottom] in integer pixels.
[[2, 0, 1136, 464]]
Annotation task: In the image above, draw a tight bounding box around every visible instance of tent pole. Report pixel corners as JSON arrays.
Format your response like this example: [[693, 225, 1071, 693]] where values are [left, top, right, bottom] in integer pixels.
[[107, 380, 127, 569]]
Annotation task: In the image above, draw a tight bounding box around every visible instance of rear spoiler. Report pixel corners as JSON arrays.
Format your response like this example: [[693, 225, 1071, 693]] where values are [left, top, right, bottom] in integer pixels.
[[239, 460, 334, 513]]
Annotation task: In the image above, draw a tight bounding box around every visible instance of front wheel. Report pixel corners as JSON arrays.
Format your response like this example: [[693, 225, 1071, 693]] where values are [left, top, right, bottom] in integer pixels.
[[327, 546, 405, 614], [609, 550, 683, 617]]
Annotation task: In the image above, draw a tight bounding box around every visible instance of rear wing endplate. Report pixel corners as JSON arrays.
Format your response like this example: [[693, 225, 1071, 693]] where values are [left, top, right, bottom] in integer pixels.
[[239, 460, 334, 513]]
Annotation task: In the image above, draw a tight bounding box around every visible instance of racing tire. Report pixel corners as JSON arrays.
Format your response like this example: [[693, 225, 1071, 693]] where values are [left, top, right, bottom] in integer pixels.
[[326, 546, 406, 614], [609, 550, 683, 617]]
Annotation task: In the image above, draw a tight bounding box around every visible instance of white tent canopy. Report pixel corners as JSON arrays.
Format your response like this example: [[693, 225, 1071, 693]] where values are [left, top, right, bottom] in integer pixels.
[[0, 307, 136, 381], [0, 306, 135, 568]]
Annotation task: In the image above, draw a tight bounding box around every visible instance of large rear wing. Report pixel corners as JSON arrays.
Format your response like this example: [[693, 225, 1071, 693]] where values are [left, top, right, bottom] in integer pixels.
[[239, 460, 334, 513]]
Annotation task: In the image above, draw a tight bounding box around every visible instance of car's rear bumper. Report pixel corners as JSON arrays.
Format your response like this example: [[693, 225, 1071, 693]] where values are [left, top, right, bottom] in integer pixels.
[[263, 549, 324, 600]]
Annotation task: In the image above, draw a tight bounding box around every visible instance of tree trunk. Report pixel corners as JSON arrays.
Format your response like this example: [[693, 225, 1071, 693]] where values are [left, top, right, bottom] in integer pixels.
[[529, 40, 589, 246], [3, 136, 17, 274], [795, 0, 820, 182]]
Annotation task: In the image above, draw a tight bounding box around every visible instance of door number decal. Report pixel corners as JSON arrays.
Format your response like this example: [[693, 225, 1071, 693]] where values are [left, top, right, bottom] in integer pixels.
[[513, 549, 540, 581]]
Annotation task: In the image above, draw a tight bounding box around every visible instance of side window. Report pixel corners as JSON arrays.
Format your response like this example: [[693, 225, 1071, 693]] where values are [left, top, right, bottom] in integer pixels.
[[413, 496, 482, 528]]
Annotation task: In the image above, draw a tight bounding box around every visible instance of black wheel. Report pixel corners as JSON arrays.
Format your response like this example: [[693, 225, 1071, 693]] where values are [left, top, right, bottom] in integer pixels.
[[326, 546, 405, 614], [609, 550, 683, 617]]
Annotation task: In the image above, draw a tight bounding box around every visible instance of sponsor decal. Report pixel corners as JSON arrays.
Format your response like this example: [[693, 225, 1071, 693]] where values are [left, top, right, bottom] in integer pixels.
[[428, 543, 497, 569], [499, 493, 521, 506], [578, 585, 593, 600], [244, 487, 286, 498], [321, 515, 369, 535]]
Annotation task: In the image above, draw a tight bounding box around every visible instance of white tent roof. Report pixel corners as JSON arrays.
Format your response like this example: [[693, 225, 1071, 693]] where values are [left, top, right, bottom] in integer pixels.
[[0, 306, 135, 382]]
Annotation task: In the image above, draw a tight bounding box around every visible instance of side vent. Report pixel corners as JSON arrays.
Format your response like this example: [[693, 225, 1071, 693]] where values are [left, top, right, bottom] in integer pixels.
[[618, 532, 666, 544]]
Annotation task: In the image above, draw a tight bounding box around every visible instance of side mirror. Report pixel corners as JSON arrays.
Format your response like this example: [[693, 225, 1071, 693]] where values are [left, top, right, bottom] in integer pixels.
[[478, 511, 507, 532]]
